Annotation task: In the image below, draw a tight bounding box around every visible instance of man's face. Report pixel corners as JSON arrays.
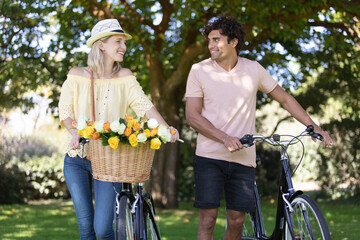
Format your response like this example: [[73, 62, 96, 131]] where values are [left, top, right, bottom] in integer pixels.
[[207, 30, 236, 61]]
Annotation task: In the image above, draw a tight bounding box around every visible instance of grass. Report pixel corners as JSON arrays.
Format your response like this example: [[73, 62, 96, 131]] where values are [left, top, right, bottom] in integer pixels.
[[0, 197, 359, 240]]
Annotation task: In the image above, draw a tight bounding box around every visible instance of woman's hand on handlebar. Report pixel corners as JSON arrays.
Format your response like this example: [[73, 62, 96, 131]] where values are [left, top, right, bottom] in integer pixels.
[[224, 135, 244, 152], [169, 127, 180, 143], [69, 129, 81, 150]]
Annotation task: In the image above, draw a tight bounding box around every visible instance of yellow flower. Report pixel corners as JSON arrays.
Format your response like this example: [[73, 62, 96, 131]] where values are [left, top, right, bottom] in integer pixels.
[[151, 138, 162, 150], [129, 134, 138, 147], [108, 136, 120, 149], [143, 129, 151, 138], [83, 126, 94, 139], [127, 119, 135, 128]]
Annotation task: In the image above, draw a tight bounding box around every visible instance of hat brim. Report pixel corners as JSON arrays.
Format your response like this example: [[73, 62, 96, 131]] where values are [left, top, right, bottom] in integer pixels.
[[86, 32, 132, 47]]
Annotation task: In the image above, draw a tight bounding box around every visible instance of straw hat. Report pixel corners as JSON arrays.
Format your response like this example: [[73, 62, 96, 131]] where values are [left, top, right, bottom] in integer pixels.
[[86, 19, 132, 47]]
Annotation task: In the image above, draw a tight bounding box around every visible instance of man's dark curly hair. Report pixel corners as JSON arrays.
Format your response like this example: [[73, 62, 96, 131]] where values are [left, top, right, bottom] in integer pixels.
[[203, 16, 246, 55]]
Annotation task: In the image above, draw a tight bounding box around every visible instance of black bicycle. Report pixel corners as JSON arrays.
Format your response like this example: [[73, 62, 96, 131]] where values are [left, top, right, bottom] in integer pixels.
[[239, 125, 331, 240], [114, 182, 161, 240]]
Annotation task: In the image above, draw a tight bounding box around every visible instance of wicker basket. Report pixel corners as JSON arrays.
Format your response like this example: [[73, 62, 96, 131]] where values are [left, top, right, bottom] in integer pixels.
[[87, 139, 155, 183]]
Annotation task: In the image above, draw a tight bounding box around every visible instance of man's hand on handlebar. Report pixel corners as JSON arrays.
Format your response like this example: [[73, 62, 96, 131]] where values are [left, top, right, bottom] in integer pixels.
[[312, 126, 334, 148], [224, 135, 244, 152]]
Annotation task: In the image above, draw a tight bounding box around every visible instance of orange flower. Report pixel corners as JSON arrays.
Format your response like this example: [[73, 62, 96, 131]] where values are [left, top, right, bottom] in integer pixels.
[[150, 128, 158, 137], [129, 134, 138, 147], [124, 127, 132, 137], [103, 122, 111, 133], [150, 138, 161, 150], [92, 131, 100, 140], [133, 122, 141, 131], [88, 121, 94, 127], [71, 121, 77, 128], [143, 129, 151, 138], [125, 115, 133, 122], [108, 136, 120, 149], [170, 128, 176, 135]]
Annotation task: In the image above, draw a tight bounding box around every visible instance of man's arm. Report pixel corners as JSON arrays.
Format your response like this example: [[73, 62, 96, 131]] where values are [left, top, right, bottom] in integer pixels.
[[186, 97, 243, 152], [268, 85, 333, 146]]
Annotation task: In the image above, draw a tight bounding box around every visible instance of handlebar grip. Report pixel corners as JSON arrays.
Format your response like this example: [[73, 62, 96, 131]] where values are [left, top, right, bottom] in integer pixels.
[[306, 125, 324, 141], [311, 133, 324, 141], [79, 137, 89, 144], [239, 134, 254, 147]]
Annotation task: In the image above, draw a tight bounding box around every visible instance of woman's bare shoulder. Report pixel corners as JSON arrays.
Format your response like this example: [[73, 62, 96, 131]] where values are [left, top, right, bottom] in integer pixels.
[[116, 68, 134, 78], [68, 67, 91, 78]]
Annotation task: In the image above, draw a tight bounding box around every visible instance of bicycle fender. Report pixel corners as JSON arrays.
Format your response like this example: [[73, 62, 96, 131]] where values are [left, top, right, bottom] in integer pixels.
[[289, 190, 304, 201]]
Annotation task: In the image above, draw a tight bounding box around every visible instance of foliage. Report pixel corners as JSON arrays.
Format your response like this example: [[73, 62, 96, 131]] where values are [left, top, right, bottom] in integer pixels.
[[0, 130, 68, 204], [1, 0, 360, 207], [318, 119, 360, 199]]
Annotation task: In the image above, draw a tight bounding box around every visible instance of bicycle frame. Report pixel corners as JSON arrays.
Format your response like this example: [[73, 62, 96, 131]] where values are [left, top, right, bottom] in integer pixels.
[[269, 144, 303, 239]]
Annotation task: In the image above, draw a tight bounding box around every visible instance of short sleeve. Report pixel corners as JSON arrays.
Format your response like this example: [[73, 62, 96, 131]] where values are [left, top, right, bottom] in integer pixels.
[[128, 79, 153, 117], [256, 62, 278, 94], [58, 77, 74, 122], [185, 66, 203, 98]]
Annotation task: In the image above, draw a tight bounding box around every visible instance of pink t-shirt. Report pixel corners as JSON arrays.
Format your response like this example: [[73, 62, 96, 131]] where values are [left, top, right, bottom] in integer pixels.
[[185, 57, 278, 167]]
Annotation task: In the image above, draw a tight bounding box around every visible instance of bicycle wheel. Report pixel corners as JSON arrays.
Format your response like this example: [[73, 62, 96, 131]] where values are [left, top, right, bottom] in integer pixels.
[[115, 195, 134, 240], [143, 193, 161, 240], [285, 194, 331, 240]]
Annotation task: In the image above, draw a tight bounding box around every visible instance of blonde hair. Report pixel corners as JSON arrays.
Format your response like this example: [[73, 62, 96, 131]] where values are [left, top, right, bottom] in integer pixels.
[[87, 37, 121, 77]]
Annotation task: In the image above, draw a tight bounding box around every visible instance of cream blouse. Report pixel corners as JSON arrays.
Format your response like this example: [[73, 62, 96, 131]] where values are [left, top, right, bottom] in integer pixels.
[[58, 74, 153, 158]]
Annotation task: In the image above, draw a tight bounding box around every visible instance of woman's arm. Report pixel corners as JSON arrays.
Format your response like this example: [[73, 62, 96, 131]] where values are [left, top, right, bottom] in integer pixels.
[[63, 117, 82, 149]]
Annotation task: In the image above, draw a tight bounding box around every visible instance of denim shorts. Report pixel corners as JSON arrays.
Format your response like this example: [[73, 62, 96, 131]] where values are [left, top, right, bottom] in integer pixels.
[[194, 155, 255, 212]]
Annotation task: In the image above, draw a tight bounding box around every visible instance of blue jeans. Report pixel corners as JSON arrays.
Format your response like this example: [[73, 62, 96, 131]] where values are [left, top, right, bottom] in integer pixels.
[[64, 154, 121, 240]]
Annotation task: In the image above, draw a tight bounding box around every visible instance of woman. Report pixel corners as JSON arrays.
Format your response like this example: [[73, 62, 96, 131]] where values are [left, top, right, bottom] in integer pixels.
[[58, 19, 179, 240]]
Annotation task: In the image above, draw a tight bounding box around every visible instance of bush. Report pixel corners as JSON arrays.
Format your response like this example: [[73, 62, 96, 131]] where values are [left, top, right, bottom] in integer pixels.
[[0, 131, 69, 204], [318, 119, 360, 199]]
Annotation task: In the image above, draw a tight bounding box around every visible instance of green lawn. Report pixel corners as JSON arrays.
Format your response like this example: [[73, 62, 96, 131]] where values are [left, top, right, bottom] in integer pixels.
[[0, 198, 359, 239]]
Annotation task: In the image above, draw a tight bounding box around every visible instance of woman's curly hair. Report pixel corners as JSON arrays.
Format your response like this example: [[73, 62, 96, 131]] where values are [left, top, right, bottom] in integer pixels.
[[203, 16, 246, 55]]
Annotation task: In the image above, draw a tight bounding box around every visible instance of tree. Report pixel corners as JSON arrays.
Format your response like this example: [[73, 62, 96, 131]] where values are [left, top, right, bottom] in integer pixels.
[[1, 0, 359, 207]]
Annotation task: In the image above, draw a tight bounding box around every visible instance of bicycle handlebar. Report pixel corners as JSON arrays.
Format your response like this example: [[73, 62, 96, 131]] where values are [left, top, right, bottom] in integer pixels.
[[240, 125, 323, 148]]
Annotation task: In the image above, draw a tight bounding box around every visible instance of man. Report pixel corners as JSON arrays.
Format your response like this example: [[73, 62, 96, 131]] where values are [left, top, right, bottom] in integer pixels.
[[185, 16, 333, 240]]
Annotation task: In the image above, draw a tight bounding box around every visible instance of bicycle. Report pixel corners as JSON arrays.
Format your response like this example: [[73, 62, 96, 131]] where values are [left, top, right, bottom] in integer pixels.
[[79, 137, 161, 240], [239, 125, 331, 240], [114, 182, 161, 240]]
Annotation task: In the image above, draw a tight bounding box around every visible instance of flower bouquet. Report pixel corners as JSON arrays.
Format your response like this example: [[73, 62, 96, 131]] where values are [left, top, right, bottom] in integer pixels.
[[73, 115, 175, 150]]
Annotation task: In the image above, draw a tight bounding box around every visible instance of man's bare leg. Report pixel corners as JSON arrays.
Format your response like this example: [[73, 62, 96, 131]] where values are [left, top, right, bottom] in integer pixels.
[[197, 208, 218, 240], [223, 209, 245, 240]]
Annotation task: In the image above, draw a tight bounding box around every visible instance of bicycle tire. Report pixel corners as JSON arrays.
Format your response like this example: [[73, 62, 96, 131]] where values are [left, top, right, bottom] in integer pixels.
[[143, 194, 161, 240], [115, 195, 134, 240], [285, 194, 331, 240]]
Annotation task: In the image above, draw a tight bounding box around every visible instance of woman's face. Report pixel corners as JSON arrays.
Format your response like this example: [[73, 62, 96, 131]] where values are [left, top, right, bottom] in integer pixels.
[[100, 35, 127, 62]]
